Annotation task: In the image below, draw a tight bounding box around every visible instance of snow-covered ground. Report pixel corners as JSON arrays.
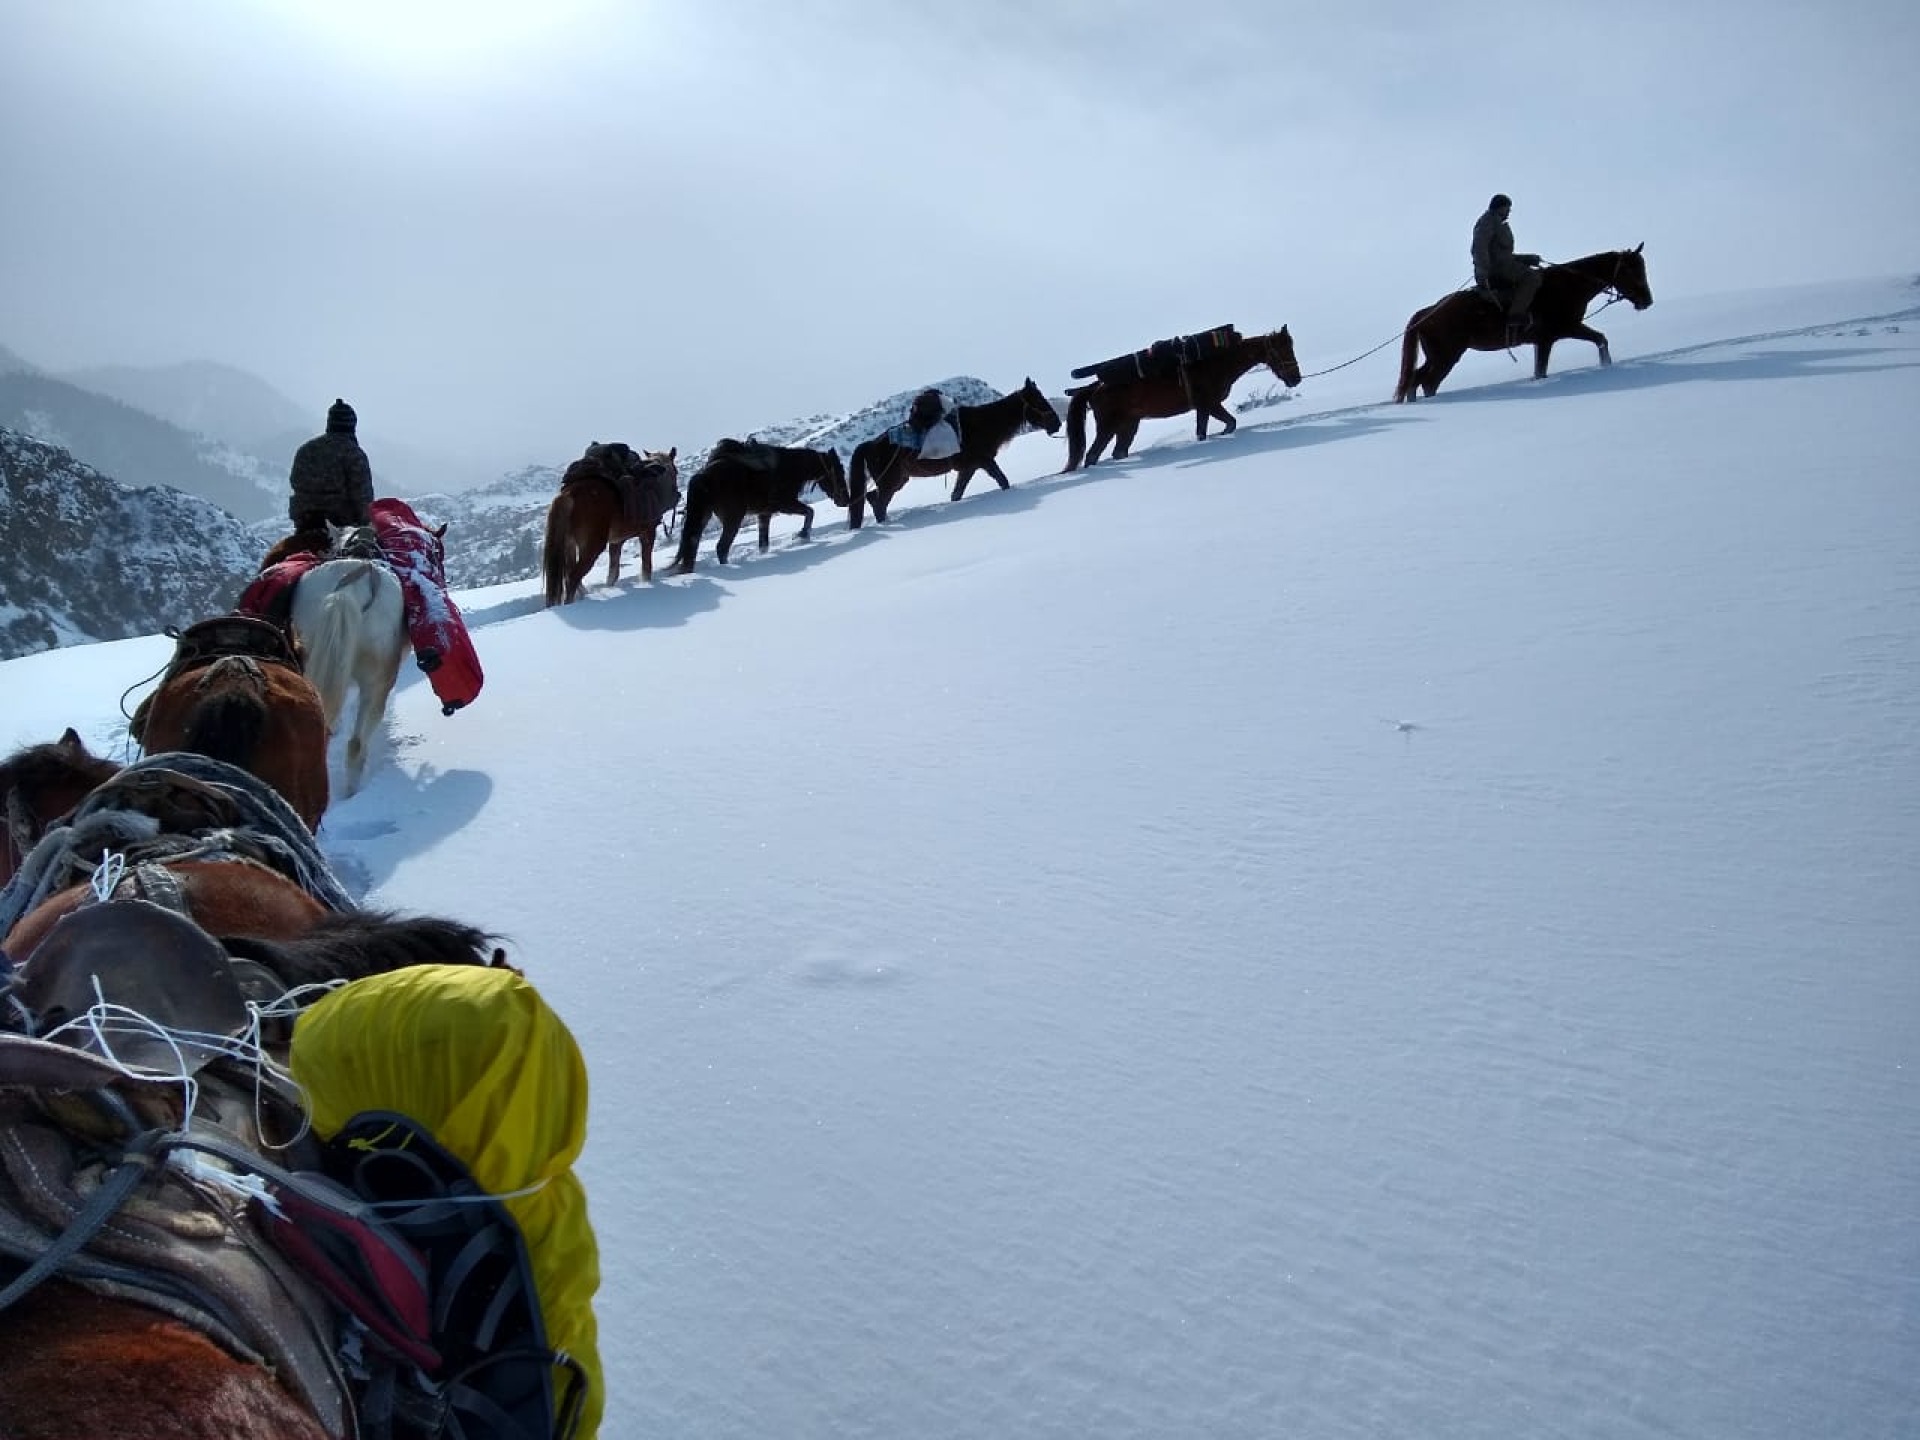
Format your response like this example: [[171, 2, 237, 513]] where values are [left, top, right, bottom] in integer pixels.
[[4, 275, 1916, 1439]]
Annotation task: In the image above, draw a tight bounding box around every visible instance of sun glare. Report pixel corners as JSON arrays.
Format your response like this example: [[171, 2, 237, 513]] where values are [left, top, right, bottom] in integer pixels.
[[271, 0, 603, 76]]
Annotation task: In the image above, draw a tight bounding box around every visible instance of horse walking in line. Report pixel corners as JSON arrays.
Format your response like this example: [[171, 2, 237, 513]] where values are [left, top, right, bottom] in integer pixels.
[[1394, 245, 1654, 402], [0, 729, 118, 888], [672, 441, 851, 572], [127, 615, 331, 831], [0, 754, 507, 1440], [289, 526, 409, 796], [541, 444, 680, 605], [846, 379, 1061, 527], [1063, 327, 1302, 472]]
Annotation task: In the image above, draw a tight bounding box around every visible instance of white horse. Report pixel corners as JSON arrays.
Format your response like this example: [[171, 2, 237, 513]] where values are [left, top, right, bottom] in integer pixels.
[[289, 524, 409, 796]]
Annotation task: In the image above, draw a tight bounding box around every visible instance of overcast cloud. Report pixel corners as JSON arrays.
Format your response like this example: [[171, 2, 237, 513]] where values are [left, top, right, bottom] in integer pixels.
[[3, 0, 1915, 476]]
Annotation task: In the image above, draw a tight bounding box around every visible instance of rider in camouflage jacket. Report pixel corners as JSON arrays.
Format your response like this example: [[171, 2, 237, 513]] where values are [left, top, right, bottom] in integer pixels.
[[287, 398, 375, 528]]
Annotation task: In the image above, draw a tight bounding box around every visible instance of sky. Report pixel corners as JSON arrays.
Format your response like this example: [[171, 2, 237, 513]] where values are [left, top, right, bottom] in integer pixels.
[[2, 276, 1916, 1437], [2, 0, 1918, 478]]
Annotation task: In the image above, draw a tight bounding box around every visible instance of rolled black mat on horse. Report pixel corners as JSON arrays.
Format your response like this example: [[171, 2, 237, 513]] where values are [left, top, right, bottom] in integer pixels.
[[1070, 324, 1240, 383]]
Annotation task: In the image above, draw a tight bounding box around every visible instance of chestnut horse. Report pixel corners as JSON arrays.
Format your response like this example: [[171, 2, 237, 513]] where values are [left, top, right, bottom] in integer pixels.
[[0, 730, 118, 889], [1063, 327, 1302, 471], [846, 379, 1061, 527], [1393, 245, 1654, 401], [128, 618, 331, 831], [672, 441, 851, 571], [542, 445, 680, 605], [0, 757, 500, 1440]]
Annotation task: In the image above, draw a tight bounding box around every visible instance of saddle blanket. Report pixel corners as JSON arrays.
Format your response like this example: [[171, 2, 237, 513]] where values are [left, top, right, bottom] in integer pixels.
[[883, 419, 961, 459], [237, 551, 325, 630], [370, 498, 484, 716]]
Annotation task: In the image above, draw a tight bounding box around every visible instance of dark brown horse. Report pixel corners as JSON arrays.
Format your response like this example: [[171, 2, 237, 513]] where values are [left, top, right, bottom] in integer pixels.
[[1394, 245, 1654, 401], [847, 379, 1061, 527], [128, 618, 331, 832], [541, 445, 680, 605], [0, 730, 118, 889], [0, 760, 503, 1439], [1063, 328, 1302, 471], [671, 441, 851, 571]]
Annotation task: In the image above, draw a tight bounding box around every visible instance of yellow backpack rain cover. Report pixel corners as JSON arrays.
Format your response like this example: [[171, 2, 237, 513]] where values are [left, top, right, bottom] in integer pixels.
[[290, 963, 604, 1440]]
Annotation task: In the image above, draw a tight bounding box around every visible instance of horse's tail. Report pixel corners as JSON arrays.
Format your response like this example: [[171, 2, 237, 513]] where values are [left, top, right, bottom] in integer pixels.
[[304, 583, 363, 727], [541, 491, 573, 606], [674, 473, 714, 571], [844, 442, 878, 528], [180, 657, 267, 765], [1064, 391, 1091, 472], [1393, 307, 1429, 403]]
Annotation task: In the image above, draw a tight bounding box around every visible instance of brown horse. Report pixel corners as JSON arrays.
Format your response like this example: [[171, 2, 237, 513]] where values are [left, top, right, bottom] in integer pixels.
[[0, 902, 504, 1440], [541, 444, 680, 605], [1394, 245, 1654, 401], [846, 379, 1061, 527], [0, 759, 502, 1439], [672, 441, 851, 571], [0, 730, 118, 889], [128, 618, 331, 832], [1063, 327, 1302, 471]]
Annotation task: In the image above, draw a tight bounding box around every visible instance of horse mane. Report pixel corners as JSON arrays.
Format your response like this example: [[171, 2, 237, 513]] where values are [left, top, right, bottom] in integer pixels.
[[0, 735, 118, 798], [221, 909, 505, 992]]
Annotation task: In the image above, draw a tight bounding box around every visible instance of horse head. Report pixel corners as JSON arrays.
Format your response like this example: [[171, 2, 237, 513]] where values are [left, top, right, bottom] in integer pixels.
[[1255, 327, 1303, 388], [1018, 377, 1062, 435], [815, 447, 852, 508], [324, 521, 383, 561], [1613, 244, 1654, 310]]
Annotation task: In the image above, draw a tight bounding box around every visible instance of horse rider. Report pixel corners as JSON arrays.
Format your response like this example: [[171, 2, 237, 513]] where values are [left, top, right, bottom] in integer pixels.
[[287, 397, 375, 532], [1472, 193, 1543, 336]]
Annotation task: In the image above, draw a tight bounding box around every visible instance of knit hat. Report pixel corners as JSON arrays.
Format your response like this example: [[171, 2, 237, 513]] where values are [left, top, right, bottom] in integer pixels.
[[326, 398, 357, 434], [1489, 193, 1513, 211]]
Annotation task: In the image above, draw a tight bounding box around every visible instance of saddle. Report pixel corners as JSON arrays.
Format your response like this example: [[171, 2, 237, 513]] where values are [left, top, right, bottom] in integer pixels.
[[159, 613, 303, 683], [11, 899, 249, 1077], [710, 437, 785, 474], [1070, 324, 1240, 385], [0, 900, 351, 1434]]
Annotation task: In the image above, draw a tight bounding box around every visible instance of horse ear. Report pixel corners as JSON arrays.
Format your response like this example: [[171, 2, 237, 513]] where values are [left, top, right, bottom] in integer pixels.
[[669, 446, 677, 460], [433, 522, 448, 539], [59, 726, 84, 751], [1634, 241, 1644, 254]]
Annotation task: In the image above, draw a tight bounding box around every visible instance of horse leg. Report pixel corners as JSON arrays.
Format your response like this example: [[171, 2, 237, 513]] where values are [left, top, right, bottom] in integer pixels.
[[869, 461, 898, 523], [951, 466, 976, 502], [567, 539, 601, 604], [716, 515, 742, 564], [1112, 418, 1141, 461], [639, 525, 655, 582], [1560, 322, 1610, 371], [1087, 417, 1114, 466], [758, 513, 773, 552], [792, 501, 815, 542], [981, 457, 1012, 491], [344, 650, 400, 796], [605, 537, 623, 588], [1423, 343, 1467, 399], [1200, 399, 1237, 439]]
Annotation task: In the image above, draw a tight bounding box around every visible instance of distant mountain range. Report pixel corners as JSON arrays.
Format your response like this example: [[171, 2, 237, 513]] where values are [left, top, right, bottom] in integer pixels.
[[0, 372, 1048, 659], [0, 346, 486, 521], [0, 370, 286, 520], [0, 429, 262, 660]]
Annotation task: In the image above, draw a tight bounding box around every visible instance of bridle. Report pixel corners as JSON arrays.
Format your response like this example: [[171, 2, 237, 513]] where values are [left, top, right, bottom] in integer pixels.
[[1548, 251, 1642, 318], [1255, 331, 1302, 386], [1020, 388, 1058, 433], [814, 450, 847, 505]]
